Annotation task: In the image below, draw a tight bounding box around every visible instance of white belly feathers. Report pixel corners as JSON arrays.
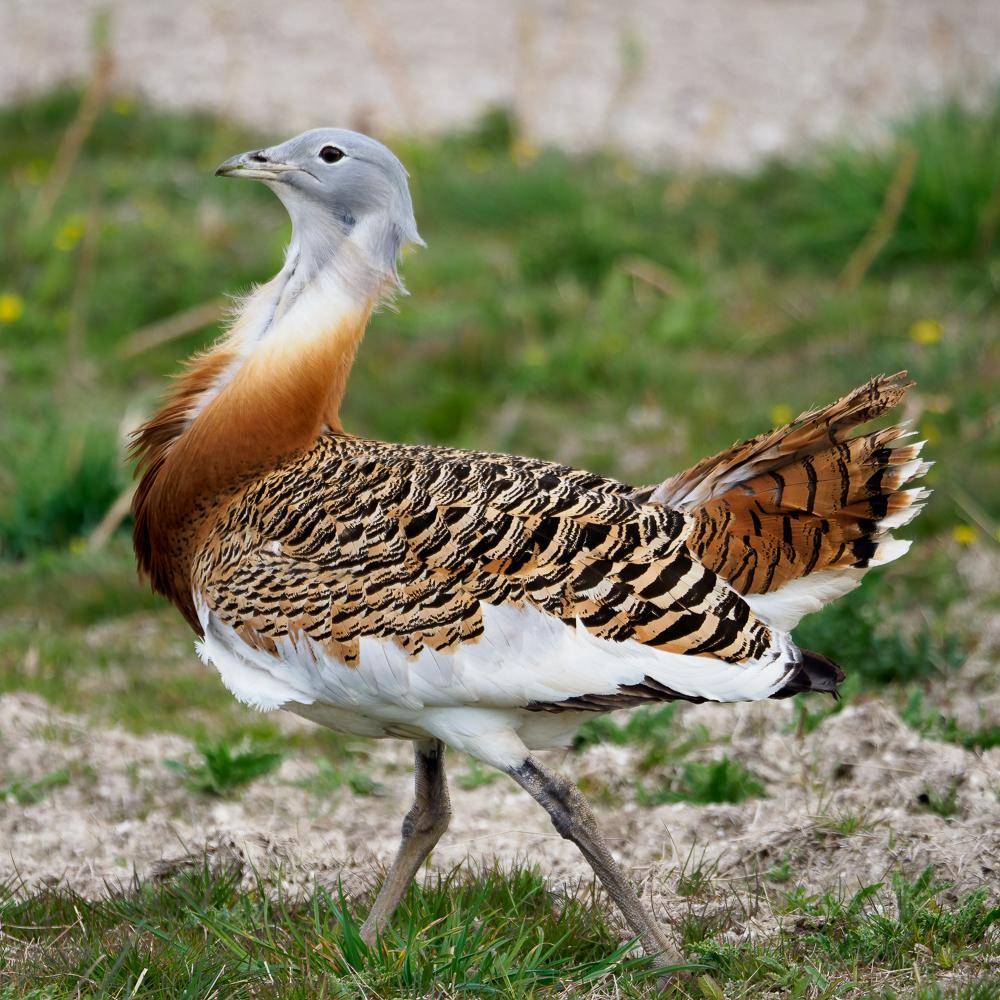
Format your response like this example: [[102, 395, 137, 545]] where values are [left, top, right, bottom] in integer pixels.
[[194, 595, 791, 764]]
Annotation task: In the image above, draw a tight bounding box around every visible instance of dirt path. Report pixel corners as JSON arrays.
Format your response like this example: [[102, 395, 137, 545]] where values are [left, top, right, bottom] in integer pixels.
[[3, 685, 997, 933], [6, 1, 1000, 167]]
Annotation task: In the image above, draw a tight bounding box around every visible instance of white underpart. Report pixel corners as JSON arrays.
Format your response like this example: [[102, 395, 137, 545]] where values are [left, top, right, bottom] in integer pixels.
[[745, 570, 864, 632], [195, 597, 796, 769]]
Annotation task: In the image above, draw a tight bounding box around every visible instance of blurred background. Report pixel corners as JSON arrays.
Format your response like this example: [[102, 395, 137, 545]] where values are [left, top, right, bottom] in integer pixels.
[[1, 2, 998, 995]]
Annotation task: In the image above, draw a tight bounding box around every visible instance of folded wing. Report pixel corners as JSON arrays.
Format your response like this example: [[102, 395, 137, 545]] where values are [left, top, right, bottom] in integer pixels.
[[193, 436, 808, 711]]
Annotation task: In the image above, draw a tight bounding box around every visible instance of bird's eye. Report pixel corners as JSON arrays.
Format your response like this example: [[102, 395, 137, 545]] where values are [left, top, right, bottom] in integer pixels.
[[319, 145, 344, 164]]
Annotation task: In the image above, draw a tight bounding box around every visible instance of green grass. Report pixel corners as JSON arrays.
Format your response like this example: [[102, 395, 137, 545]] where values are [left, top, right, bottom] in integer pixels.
[[164, 739, 283, 796], [637, 756, 766, 807], [794, 570, 969, 690], [574, 703, 711, 770], [0, 768, 71, 806], [677, 869, 1000, 995], [0, 862, 660, 998], [0, 861, 994, 998], [295, 757, 387, 799], [455, 757, 503, 791], [901, 689, 1000, 752]]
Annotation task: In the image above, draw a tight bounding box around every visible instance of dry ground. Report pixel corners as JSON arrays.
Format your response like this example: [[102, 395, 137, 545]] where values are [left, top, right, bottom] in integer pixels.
[[3, 630, 997, 952]]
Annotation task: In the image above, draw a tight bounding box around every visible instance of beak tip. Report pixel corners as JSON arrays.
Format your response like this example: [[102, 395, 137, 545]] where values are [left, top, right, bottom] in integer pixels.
[[213, 152, 293, 181], [214, 154, 244, 178]]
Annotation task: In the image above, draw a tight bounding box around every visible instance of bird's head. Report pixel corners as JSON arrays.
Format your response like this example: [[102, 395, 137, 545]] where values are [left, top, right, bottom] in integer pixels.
[[216, 128, 422, 294]]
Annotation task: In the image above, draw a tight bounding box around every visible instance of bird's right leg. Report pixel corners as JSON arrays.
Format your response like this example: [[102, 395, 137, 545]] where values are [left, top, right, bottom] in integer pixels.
[[508, 754, 682, 967], [359, 738, 451, 946]]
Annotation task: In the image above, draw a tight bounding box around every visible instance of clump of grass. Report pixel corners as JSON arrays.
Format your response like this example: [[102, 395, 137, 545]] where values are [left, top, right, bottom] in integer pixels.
[[918, 779, 961, 819], [0, 424, 123, 560], [765, 857, 793, 884], [574, 702, 679, 750], [0, 768, 70, 805], [576, 702, 756, 810], [637, 756, 765, 806], [455, 757, 501, 791], [814, 807, 874, 837], [295, 757, 386, 798], [574, 703, 711, 771], [165, 739, 282, 796], [902, 689, 1000, 751], [346, 771, 385, 797], [693, 869, 1000, 991], [793, 868, 999, 968], [675, 848, 720, 898], [0, 861, 661, 997]]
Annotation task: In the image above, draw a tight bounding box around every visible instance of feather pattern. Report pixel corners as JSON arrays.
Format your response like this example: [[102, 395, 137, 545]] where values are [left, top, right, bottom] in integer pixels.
[[192, 435, 778, 675], [640, 372, 930, 617]]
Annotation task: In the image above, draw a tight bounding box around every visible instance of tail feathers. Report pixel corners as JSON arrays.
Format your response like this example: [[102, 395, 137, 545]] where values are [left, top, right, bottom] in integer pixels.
[[770, 649, 845, 700], [646, 372, 931, 630], [649, 371, 914, 511]]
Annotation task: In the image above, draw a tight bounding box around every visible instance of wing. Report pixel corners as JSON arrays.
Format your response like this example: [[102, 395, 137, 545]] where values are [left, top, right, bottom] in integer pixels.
[[193, 434, 801, 710]]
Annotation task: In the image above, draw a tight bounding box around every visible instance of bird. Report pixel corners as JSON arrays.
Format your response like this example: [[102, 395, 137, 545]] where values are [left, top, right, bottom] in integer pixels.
[[131, 128, 930, 969]]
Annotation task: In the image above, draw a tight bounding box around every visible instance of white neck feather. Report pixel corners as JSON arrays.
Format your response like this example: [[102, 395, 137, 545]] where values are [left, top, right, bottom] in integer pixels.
[[187, 249, 373, 423]]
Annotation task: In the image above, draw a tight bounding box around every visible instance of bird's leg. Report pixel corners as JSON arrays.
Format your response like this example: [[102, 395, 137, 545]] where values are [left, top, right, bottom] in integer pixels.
[[508, 754, 681, 967], [359, 738, 451, 946]]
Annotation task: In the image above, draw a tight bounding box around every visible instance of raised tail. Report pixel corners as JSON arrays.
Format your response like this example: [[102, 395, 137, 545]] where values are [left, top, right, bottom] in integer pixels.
[[645, 372, 930, 694]]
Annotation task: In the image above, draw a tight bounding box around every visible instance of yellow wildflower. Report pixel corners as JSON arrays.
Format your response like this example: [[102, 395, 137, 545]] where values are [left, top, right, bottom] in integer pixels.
[[769, 404, 794, 425], [909, 319, 942, 345], [952, 524, 976, 546], [0, 292, 24, 324], [69, 537, 88, 555], [511, 136, 539, 168], [54, 215, 86, 252], [922, 422, 942, 447], [463, 151, 492, 174], [521, 343, 548, 368], [112, 95, 135, 116]]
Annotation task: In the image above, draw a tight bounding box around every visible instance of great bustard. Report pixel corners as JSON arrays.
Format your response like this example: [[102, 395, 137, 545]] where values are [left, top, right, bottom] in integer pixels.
[[132, 129, 929, 967]]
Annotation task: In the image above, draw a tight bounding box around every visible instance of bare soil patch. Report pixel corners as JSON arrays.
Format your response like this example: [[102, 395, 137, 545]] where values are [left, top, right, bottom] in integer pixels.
[[2, 682, 996, 935]]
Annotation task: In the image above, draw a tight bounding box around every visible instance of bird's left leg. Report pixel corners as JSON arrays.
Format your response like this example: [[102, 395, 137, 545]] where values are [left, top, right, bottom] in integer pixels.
[[508, 754, 682, 967], [359, 738, 450, 945]]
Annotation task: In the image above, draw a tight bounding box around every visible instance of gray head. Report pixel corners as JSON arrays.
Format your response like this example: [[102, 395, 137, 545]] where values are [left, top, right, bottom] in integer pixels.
[[216, 128, 422, 294]]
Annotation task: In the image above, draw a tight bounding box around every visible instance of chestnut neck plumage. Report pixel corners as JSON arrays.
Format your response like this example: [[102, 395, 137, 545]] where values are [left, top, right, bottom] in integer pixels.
[[132, 236, 383, 630]]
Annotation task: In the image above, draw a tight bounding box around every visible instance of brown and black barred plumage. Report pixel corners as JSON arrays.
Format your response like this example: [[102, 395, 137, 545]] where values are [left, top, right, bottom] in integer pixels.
[[179, 370, 926, 722]]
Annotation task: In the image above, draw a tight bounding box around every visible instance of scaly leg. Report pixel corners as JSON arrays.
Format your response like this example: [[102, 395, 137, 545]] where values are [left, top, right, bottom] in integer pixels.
[[509, 755, 681, 966], [359, 738, 451, 945]]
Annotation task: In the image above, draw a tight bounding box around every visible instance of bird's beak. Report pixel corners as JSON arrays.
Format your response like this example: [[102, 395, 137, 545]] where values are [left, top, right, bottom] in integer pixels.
[[215, 150, 298, 181]]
